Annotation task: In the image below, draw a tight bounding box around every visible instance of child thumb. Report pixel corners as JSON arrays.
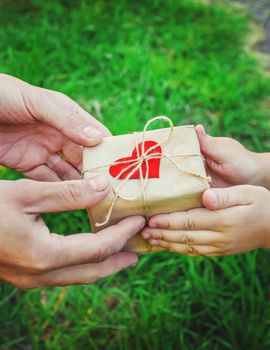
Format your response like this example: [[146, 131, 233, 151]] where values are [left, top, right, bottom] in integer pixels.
[[195, 125, 222, 162]]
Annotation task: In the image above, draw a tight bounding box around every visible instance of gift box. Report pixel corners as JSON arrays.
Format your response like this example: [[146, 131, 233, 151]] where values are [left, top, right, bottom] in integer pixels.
[[83, 117, 209, 253]]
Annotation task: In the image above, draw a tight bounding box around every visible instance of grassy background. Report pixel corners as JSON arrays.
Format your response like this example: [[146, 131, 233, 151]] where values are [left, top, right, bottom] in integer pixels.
[[0, 0, 270, 349]]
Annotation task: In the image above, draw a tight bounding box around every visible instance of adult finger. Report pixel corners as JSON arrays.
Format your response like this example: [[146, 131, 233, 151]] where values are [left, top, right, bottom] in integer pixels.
[[13, 176, 110, 213], [142, 228, 222, 247], [34, 252, 138, 287], [148, 209, 221, 231], [23, 165, 61, 182], [25, 85, 111, 147], [149, 239, 222, 256], [202, 185, 255, 210], [46, 153, 80, 180], [44, 216, 145, 269], [62, 141, 83, 170]]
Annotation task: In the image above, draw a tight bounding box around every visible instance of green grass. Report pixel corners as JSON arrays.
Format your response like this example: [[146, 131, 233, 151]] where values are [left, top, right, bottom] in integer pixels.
[[1, 0, 270, 349]]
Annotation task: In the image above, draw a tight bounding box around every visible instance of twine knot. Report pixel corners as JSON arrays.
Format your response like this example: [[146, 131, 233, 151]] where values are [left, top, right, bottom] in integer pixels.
[[82, 116, 211, 227]]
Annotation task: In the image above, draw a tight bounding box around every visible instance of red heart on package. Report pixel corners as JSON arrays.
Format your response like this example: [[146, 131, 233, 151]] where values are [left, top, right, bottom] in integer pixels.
[[109, 140, 162, 179]]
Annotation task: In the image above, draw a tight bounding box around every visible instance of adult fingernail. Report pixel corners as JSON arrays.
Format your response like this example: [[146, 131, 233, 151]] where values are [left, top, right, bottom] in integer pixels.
[[89, 175, 109, 192], [139, 218, 146, 230], [130, 256, 139, 267], [78, 163, 83, 172], [208, 190, 218, 207], [83, 126, 102, 138]]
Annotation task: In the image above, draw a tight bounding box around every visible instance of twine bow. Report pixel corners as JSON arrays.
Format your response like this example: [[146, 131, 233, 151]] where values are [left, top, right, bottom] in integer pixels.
[[82, 116, 211, 227]]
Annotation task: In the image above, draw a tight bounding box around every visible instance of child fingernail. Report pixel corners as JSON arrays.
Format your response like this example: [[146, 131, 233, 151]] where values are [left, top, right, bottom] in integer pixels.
[[149, 220, 159, 228], [208, 190, 217, 206], [198, 124, 206, 136], [83, 126, 102, 138], [150, 239, 159, 245], [142, 232, 151, 239]]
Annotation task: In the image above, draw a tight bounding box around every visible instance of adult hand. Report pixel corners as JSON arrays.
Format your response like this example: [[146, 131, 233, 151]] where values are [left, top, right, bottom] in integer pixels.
[[0, 176, 145, 288], [196, 125, 270, 189], [142, 185, 270, 256], [0, 74, 110, 181]]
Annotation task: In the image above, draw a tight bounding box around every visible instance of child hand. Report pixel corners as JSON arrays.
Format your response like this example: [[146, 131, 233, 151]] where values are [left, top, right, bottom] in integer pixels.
[[196, 125, 270, 189], [142, 185, 270, 256]]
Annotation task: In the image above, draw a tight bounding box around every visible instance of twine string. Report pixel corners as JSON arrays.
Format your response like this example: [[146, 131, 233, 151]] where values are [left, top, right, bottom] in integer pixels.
[[82, 116, 211, 227]]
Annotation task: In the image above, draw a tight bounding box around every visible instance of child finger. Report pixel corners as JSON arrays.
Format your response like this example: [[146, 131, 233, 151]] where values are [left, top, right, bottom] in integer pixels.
[[148, 239, 222, 256], [142, 229, 222, 247]]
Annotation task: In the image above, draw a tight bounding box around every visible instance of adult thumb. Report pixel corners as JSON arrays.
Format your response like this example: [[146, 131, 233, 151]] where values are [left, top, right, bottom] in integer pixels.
[[26, 85, 111, 146], [14, 175, 110, 213], [202, 185, 254, 210]]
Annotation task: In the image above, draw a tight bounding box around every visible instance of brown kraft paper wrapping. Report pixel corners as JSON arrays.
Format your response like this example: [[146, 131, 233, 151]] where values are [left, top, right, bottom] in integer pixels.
[[83, 118, 209, 253]]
